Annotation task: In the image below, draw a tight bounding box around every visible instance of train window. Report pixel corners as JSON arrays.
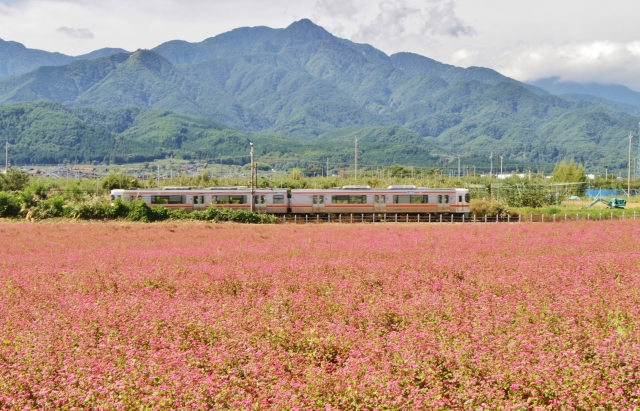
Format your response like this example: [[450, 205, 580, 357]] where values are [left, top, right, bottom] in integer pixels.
[[394, 195, 425, 204], [319, 196, 325, 204], [194, 196, 199, 205], [215, 195, 229, 204], [332, 195, 349, 204], [465, 193, 470, 203], [213, 195, 245, 204], [254, 195, 266, 204], [438, 195, 442, 204], [230, 195, 246, 204], [151, 195, 185, 204], [151, 196, 168, 205], [273, 195, 285, 204], [445, 195, 449, 204], [459, 195, 462, 203], [380, 195, 386, 204], [332, 195, 366, 204]]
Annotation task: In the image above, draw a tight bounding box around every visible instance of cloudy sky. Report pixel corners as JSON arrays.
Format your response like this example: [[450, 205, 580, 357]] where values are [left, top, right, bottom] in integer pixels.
[[1, 0, 640, 90]]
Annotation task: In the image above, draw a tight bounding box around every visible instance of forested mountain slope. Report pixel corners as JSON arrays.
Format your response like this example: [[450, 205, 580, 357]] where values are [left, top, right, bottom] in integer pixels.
[[1, 101, 438, 168], [0, 19, 637, 168]]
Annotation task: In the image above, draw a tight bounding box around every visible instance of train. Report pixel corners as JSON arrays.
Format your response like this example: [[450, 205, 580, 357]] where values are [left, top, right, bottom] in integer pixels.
[[110, 185, 471, 217]]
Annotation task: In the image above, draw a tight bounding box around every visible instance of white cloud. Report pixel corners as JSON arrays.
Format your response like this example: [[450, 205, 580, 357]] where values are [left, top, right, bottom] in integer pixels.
[[450, 41, 640, 91], [1, 0, 640, 92], [57, 26, 94, 39], [313, 0, 475, 53], [0, 0, 313, 54]]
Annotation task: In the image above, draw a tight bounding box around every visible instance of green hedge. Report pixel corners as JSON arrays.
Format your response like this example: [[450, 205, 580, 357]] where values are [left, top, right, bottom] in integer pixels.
[[0, 193, 277, 224]]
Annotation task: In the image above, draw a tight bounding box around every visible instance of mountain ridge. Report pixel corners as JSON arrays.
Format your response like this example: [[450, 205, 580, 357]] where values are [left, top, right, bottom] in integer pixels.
[[0, 19, 637, 169], [0, 38, 128, 77], [529, 77, 640, 108]]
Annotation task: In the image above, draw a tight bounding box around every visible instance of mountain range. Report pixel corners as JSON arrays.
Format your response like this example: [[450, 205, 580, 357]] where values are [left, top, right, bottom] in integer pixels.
[[529, 77, 640, 109], [0, 19, 638, 171]]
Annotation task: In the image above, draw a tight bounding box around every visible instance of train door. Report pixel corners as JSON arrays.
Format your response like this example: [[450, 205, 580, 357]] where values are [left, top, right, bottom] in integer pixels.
[[254, 194, 267, 213], [312, 195, 325, 213], [437, 194, 451, 212], [374, 195, 387, 212], [193, 195, 205, 211]]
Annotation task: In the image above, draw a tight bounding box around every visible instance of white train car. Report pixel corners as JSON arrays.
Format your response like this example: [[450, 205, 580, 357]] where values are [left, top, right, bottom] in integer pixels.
[[290, 185, 470, 216], [110, 187, 289, 214], [111, 185, 470, 216]]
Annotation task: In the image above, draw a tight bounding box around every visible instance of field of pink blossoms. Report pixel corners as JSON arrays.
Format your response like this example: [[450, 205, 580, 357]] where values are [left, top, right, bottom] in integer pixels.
[[1, 221, 640, 410]]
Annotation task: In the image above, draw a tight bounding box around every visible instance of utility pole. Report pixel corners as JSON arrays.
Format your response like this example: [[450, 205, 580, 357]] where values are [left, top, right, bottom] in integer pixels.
[[354, 138, 358, 183], [457, 155, 461, 182], [326, 158, 329, 178], [4, 140, 8, 173], [637, 121, 640, 184], [629, 132, 633, 198], [500, 155, 503, 177], [489, 152, 493, 178], [250, 142, 255, 212]]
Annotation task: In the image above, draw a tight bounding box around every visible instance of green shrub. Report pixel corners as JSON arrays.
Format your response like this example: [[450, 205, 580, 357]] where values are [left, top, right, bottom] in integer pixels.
[[32, 195, 66, 219], [0, 168, 31, 192], [109, 198, 131, 219], [470, 199, 512, 217], [100, 173, 142, 191], [0, 190, 278, 223], [17, 181, 51, 209], [165, 208, 190, 220], [210, 208, 277, 224], [149, 206, 172, 221], [126, 199, 155, 222], [501, 184, 549, 208], [0, 192, 20, 217], [64, 196, 112, 219]]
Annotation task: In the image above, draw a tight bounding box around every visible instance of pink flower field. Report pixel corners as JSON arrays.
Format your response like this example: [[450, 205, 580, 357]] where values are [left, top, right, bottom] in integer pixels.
[[1, 221, 640, 410]]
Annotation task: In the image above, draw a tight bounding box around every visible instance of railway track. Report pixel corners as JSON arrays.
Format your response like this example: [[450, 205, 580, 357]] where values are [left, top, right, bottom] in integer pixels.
[[275, 211, 640, 224]]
